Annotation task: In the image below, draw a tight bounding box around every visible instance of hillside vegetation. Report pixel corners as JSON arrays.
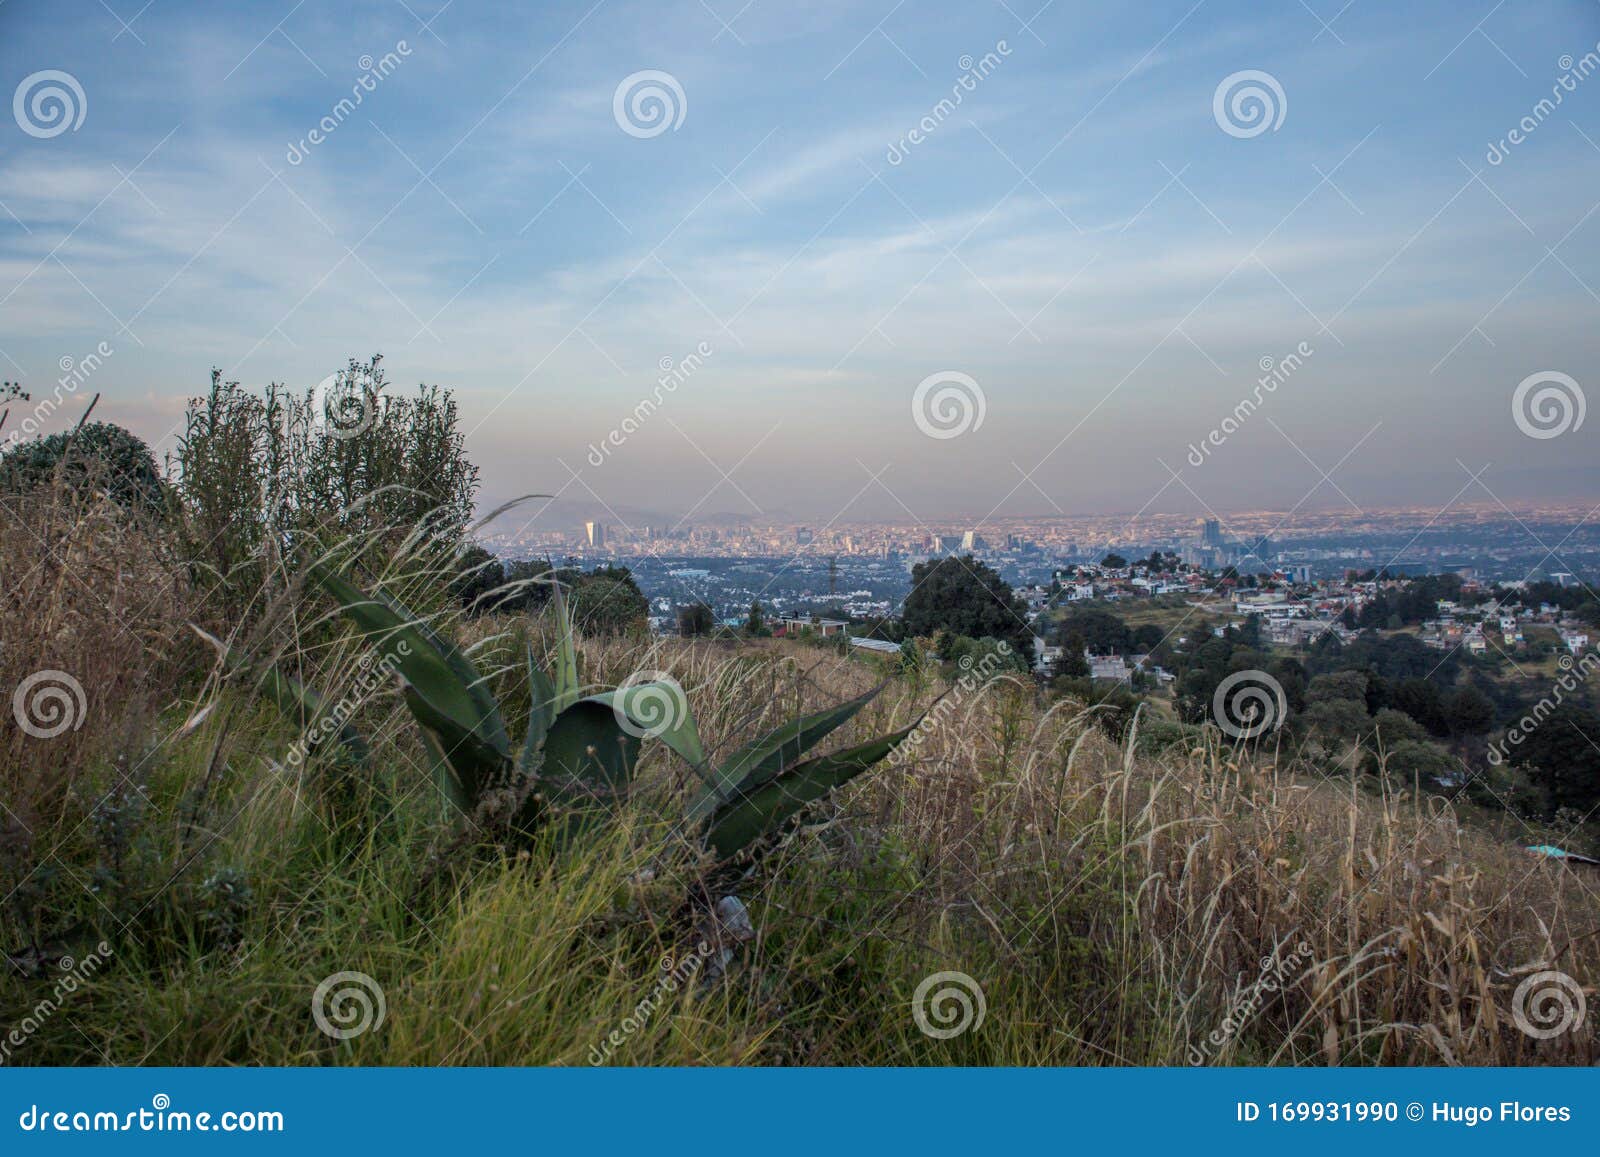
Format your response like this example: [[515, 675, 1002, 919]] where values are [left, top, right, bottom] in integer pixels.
[[2, 376, 1595, 1066]]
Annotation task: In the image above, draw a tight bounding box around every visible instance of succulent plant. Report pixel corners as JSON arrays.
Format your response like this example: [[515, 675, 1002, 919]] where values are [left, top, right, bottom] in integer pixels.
[[266, 560, 923, 861]]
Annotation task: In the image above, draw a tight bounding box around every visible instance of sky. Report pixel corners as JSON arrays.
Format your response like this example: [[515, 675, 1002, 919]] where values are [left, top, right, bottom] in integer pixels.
[[2, 0, 1599, 526]]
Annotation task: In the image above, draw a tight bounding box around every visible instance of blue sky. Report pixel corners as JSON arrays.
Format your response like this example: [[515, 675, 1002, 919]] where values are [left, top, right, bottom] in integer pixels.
[[3, 0, 1599, 521]]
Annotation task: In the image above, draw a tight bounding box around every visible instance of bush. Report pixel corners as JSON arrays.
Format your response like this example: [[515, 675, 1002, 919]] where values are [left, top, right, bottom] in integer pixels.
[[1, 422, 164, 512]]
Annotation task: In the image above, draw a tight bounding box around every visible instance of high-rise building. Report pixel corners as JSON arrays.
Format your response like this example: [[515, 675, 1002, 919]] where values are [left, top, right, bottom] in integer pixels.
[[1200, 518, 1222, 546], [584, 521, 607, 548]]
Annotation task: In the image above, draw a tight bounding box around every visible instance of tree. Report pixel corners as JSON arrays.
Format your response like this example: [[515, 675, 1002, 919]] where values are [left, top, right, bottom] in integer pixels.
[[746, 600, 770, 637], [1306, 670, 1368, 706], [1101, 553, 1128, 569], [1052, 631, 1090, 679], [1508, 705, 1600, 813], [902, 555, 1034, 665], [1443, 684, 1495, 736], [173, 358, 480, 614], [1, 421, 164, 512], [678, 601, 715, 637], [567, 570, 648, 637], [452, 544, 505, 615]]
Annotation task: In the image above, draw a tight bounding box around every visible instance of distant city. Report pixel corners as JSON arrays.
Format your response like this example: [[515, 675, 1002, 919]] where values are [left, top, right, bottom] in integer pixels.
[[474, 502, 1600, 626]]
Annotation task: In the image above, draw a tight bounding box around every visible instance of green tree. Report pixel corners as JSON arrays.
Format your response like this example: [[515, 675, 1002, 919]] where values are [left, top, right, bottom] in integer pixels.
[[1443, 684, 1495, 736], [567, 570, 649, 637], [1, 421, 164, 512], [746, 600, 770, 637], [902, 555, 1033, 665], [678, 601, 715, 637], [452, 544, 505, 616], [1509, 705, 1600, 813]]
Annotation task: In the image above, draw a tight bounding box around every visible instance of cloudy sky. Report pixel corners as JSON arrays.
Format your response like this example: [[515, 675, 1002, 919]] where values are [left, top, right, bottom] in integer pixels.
[[2, 0, 1598, 522]]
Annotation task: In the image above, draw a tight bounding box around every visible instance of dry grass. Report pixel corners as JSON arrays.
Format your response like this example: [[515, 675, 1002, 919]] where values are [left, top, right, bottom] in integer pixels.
[[2, 503, 1596, 1066]]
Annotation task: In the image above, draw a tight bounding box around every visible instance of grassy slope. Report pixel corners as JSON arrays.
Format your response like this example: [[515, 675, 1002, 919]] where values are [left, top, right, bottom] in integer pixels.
[[5, 619, 1598, 1066]]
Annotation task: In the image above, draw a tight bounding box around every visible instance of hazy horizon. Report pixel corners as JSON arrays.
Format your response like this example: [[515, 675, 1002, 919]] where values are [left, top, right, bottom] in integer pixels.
[[4, 0, 1599, 524]]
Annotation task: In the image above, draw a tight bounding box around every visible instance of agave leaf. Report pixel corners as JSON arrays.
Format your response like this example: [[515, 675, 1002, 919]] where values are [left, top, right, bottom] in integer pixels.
[[586, 682, 712, 784], [549, 582, 581, 714], [536, 700, 640, 806], [703, 723, 919, 859], [414, 715, 472, 817], [685, 684, 887, 822], [308, 561, 510, 799], [519, 644, 556, 778]]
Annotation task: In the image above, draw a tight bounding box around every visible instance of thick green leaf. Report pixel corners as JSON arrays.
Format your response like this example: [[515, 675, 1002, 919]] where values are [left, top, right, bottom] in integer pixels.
[[703, 723, 918, 859], [686, 684, 887, 822], [537, 700, 640, 806], [308, 561, 510, 799], [550, 582, 580, 714], [586, 681, 711, 783], [414, 716, 472, 817], [518, 645, 556, 778]]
